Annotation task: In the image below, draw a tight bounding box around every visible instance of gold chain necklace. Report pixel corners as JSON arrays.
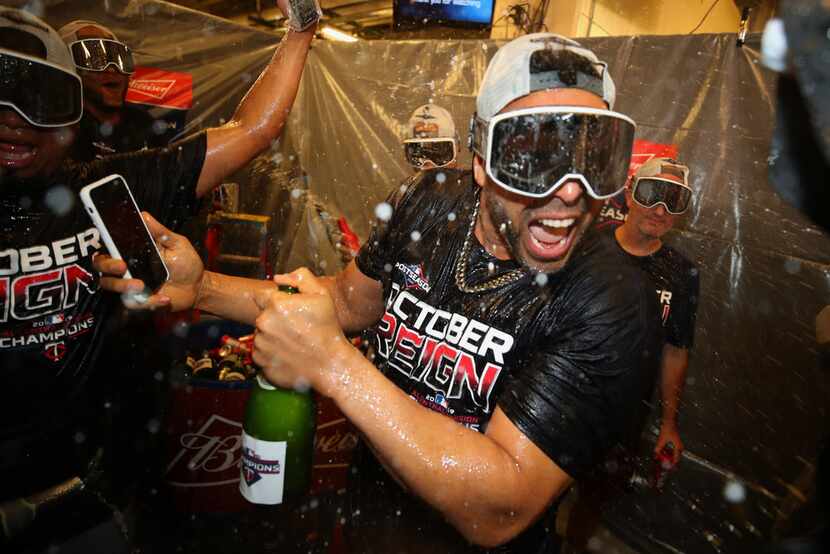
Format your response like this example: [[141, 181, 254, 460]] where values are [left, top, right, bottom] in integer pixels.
[[454, 194, 526, 294]]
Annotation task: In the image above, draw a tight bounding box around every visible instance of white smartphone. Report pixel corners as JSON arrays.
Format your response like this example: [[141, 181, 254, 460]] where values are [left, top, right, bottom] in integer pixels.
[[80, 174, 170, 293]]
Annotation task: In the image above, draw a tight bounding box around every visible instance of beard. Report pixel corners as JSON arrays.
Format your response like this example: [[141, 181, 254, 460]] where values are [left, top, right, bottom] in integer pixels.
[[484, 195, 520, 259], [484, 190, 596, 274]]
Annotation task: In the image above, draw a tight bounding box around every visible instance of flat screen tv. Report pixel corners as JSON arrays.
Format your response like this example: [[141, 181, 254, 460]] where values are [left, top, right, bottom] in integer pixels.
[[393, 0, 496, 29]]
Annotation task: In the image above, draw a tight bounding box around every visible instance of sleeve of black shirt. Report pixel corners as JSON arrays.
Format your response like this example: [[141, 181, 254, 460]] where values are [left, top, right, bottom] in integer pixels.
[[355, 173, 425, 283], [666, 264, 700, 349], [95, 131, 208, 232], [498, 256, 662, 480]]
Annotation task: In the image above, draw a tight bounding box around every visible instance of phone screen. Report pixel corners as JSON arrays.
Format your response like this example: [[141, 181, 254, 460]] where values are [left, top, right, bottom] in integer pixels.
[[88, 176, 167, 292]]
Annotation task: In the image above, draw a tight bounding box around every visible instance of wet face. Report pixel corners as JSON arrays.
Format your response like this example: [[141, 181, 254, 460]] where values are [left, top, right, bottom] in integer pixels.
[[0, 32, 76, 180], [625, 172, 684, 240], [0, 109, 75, 180], [75, 26, 129, 111], [473, 88, 606, 273]]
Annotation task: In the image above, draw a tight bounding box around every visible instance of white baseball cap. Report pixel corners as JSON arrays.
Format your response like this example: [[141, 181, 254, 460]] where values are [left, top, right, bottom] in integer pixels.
[[0, 8, 83, 127], [636, 157, 690, 186], [0, 7, 76, 75], [476, 33, 616, 121], [59, 20, 121, 44], [406, 104, 457, 141]]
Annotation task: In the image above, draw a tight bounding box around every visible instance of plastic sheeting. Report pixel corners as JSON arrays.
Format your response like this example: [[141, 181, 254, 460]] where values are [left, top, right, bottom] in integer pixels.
[[30, 1, 830, 551]]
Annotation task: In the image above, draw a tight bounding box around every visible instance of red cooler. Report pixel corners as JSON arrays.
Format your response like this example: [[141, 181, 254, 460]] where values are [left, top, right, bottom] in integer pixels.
[[164, 377, 253, 512]]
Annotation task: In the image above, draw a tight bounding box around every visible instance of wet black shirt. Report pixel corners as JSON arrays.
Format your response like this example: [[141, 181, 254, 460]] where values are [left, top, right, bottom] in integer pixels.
[[0, 133, 206, 499], [608, 230, 699, 349], [593, 190, 628, 230], [353, 170, 662, 552], [70, 104, 177, 163]]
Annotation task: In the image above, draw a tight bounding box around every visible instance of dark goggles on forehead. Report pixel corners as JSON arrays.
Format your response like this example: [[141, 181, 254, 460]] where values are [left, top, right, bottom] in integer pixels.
[[470, 107, 636, 200], [0, 49, 83, 127], [632, 177, 693, 214], [404, 138, 456, 169], [70, 39, 134, 74]]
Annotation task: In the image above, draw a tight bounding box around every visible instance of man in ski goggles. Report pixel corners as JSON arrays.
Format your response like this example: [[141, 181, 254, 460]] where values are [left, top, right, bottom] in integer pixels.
[[92, 33, 662, 554], [403, 103, 458, 170], [468, 34, 636, 272], [630, 158, 692, 215], [58, 20, 174, 161], [0, 11, 83, 178], [2, 4, 320, 550], [68, 35, 134, 75], [612, 156, 698, 469], [60, 21, 133, 121]]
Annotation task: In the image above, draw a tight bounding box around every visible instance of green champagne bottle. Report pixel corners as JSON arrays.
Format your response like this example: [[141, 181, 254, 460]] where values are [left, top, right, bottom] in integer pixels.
[[239, 284, 316, 505]]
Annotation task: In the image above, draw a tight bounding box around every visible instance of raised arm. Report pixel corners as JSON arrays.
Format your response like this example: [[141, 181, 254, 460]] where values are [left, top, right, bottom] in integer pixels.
[[195, 7, 316, 197]]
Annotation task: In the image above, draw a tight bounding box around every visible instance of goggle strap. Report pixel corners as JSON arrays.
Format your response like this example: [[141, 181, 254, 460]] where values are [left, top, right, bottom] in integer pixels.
[[634, 176, 692, 194], [632, 197, 689, 215], [480, 107, 634, 199], [485, 167, 623, 201], [467, 114, 487, 157], [632, 180, 691, 214]]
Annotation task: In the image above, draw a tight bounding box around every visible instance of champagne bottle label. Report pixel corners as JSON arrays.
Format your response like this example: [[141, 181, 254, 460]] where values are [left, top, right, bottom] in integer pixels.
[[239, 431, 287, 504]]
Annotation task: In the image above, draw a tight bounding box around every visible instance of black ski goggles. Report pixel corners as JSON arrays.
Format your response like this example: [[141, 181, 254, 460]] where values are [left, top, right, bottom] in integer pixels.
[[631, 177, 693, 215], [0, 50, 83, 127], [69, 39, 134, 74], [470, 107, 636, 200], [404, 137, 457, 169]]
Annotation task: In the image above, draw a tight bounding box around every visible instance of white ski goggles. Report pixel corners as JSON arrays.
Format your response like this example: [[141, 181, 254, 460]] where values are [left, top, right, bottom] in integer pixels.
[[0, 49, 83, 127], [403, 137, 457, 169], [469, 106, 636, 200], [631, 161, 693, 215]]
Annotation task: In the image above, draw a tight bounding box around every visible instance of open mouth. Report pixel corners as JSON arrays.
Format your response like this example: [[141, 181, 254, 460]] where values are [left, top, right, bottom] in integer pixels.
[[526, 216, 579, 260], [94, 74, 127, 93], [0, 133, 37, 169]]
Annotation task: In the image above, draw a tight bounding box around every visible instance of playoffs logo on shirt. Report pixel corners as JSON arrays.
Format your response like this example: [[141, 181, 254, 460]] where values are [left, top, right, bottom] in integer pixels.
[[396, 262, 431, 293]]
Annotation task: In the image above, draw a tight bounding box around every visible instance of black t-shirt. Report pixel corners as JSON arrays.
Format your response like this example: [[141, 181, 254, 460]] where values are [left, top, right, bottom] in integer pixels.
[[352, 170, 662, 553], [593, 190, 628, 231], [70, 104, 177, 163], [608, 229, 700, 349], [0, 133, 206, 499]]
